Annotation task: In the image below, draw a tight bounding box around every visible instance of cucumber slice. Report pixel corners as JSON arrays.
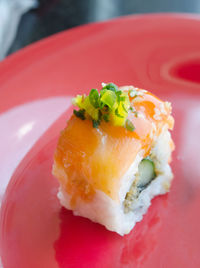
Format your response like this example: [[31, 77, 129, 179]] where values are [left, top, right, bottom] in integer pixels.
[[137, 158, 156, 188]]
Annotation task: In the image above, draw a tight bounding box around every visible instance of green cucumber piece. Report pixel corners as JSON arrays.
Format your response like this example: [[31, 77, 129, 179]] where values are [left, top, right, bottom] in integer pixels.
[[137, 158, 156, 188]]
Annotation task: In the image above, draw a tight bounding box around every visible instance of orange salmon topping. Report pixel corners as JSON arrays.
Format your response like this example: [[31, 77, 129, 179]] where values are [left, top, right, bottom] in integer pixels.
[[53, 87, 174, 204]]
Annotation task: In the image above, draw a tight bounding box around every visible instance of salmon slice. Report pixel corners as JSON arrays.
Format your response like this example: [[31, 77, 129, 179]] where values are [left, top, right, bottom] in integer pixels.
[[53, 86, 174, 205]]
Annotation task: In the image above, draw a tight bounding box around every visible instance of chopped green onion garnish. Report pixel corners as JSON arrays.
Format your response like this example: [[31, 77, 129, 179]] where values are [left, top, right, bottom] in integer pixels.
[[73, 109, 85, 120], [115, 108, 124, 118], [89, 89, 100, 108], [72, 83, 136, 132], [101, 90, 116, 109], [98, 110, 102, 120], [125, 119, 135, 132], [103, 114, 109, 122], [115, 90, 122, 103], [92, 119, 100, 128], [129, 106, 138, 117], [120, 96, 126, 101], [122, 103, 128, 113], [102, 83, 118, 92]]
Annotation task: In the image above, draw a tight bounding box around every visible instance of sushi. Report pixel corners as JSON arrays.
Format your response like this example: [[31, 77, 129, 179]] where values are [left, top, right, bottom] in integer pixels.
[[52, 83, 174, 236]]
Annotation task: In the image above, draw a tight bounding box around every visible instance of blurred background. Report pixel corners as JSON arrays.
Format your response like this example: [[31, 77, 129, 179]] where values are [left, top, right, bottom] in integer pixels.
[[1, 0, 200, 60]]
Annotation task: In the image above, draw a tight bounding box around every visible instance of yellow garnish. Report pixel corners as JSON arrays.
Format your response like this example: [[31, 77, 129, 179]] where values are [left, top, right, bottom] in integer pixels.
[[72, 83, 135, 131]]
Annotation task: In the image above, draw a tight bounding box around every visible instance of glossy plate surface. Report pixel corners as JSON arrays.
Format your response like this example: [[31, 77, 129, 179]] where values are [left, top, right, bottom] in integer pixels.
[[0, 14, 200, 268]]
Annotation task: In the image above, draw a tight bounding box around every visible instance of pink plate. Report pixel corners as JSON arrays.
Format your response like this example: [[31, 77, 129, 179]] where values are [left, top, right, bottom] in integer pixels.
[[0, 14, 200, 268]]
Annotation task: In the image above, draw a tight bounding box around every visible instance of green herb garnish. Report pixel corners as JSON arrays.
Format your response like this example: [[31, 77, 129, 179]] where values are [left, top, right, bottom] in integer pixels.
[[103, 114, 110, 122], [129, 106, 138, 117], [89, 89, 100, 108], [122, 103, 128, 113], [115, 108, 124, 118], [125, 119, 135, 132], [92, 119, 100, 128], [72, 83, 136, 132], [102, 83, 118, 92], [120, 96, 126, 102], [115, 90, 122, 103], [100, 90, 116, 109], [73, 109, 85, 120]]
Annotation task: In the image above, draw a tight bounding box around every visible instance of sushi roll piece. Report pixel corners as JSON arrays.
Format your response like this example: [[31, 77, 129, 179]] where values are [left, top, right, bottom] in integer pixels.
[[52, 83, 174, 236]]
